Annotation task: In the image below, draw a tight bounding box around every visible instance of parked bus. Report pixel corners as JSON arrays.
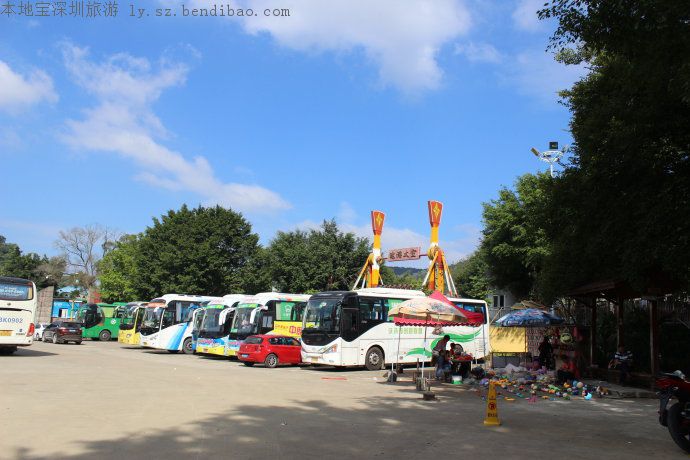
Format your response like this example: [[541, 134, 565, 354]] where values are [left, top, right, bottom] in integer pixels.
[[140, 294, 222, 354], [0, 277, 37, 355], [117, 302, 150, 346], [225, 293, 310, 358], [194, 294, 248, 356], [75, 302, 132, 341], [300, 288, 490, 370]]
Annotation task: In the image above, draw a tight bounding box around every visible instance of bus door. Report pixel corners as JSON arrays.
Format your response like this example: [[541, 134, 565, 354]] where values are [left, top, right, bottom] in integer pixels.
[[340, 299, 361, 364]]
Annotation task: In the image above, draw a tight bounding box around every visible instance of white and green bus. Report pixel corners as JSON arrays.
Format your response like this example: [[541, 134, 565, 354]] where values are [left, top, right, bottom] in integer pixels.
[[300, 288, 489, 370], [0, 277, 37, 355]]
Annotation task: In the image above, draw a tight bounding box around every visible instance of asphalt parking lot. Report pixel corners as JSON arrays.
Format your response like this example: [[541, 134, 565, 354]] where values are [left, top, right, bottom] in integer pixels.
[[0, 341, 684, 459]]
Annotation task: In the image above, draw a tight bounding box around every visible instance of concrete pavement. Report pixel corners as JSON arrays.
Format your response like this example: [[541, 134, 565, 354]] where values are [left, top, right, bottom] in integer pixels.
[[0, 340, 683, 459]]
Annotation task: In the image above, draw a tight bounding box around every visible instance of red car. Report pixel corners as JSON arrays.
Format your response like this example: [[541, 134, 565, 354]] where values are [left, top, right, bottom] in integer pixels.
[[238, 335, 302, 368]]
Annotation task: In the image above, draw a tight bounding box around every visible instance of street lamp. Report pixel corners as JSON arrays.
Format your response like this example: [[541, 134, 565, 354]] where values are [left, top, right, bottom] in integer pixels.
[[530, 141, 568, 178]]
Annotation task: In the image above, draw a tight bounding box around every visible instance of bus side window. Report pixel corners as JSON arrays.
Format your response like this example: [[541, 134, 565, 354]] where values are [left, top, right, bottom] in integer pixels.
[[358, 298, 384, 332], [291, 302, 306, 322], [162, 310, 175, 328]]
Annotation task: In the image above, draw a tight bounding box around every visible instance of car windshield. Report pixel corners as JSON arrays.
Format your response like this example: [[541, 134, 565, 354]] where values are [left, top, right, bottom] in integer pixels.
[[304, 298, 341, 333], [232, 304, 259, 336], [62, 322, 81, 328], [245, 336, 263, 344]]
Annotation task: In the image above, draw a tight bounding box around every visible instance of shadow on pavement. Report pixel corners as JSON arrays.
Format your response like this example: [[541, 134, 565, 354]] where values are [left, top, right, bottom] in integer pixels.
[[9, 389, 676, 460], [10, 348, 58, 357]]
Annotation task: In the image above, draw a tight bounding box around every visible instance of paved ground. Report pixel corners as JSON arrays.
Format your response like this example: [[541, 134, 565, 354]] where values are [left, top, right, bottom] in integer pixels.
[[0, 341, 684, 459]]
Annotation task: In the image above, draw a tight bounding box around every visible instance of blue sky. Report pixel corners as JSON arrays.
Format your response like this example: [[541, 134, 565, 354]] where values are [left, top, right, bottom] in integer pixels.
[[0, 0, 584, 267]]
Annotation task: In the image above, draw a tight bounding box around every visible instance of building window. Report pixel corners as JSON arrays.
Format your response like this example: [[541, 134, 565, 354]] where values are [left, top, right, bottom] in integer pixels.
[[493, 295, 505, 308]]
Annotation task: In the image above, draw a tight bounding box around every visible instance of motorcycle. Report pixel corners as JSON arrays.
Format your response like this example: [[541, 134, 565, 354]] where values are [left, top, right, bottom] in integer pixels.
[[656, 370, 690, 453]]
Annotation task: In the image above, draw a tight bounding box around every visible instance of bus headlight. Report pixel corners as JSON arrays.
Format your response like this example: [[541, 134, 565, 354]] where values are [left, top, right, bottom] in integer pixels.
[[322, 344, 337, 354]]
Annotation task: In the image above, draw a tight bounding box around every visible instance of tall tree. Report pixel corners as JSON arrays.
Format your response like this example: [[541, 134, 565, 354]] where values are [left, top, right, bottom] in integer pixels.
[[134, 205, 260, 298], [538, 1, 690, 295], [98, 235, 141, 302], [264, 220, 370, 292], [452, 250, 492, 301], [54, 225, 119, 291], [479, 173, 552, 300]]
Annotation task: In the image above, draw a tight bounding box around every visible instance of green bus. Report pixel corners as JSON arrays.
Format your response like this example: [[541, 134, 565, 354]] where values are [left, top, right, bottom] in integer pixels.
[[76, 302, 133, 341]]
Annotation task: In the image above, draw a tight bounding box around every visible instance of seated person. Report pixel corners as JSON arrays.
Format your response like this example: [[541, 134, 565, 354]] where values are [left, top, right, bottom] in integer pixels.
[[435, 350, 452, 381], [556, 355, 577, 384], [608, 346, 633, 384]]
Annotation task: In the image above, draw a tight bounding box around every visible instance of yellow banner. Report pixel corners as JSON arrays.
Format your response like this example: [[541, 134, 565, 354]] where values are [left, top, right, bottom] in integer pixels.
[[273, 321, 312, 337]]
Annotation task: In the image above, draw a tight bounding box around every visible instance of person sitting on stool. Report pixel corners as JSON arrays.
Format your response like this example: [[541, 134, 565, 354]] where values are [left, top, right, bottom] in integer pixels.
[[556, 355, 577, 384], [609, 345, 633, 385]]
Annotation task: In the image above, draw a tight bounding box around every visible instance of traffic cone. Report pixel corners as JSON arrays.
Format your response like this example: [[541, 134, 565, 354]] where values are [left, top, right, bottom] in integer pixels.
[[484, 381, 501, 426]]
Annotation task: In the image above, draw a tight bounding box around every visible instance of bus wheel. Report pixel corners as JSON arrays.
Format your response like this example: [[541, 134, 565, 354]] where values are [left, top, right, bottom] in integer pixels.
[[99, 330, 112, 341], [182, 338, 193, 355], [264, 353, 279, 368], [365, 347, 384, 371]]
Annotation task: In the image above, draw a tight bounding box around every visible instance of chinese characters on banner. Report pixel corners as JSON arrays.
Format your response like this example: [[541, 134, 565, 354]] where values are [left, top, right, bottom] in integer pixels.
[[1, 1, 119, 17], [386, 247, 422, 262]]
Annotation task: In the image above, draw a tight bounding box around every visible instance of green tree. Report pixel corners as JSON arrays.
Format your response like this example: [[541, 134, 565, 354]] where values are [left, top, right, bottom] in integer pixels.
[[479, 173, 552, 300], [264, 220, 370, 292], [0, 235, 61, 289], [538, 1, 690, 295], [133, 205, 261, 298], [99, 235, 141, 302], [451, 250, 491, 301]]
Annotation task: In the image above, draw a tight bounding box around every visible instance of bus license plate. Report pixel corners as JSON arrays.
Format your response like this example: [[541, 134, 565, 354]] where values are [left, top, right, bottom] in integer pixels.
[[0, 330, 11, 336]]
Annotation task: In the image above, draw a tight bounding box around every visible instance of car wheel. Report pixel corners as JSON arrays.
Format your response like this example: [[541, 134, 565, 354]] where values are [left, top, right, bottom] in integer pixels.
[[182, 338, 193, 355], [264, 353, 279, 368], [365, 347, 384, 371], [52, 334, 58, 344], [243, 361, 255, 367], [42, 333, 48, 342], [98, 330, 111, 341]]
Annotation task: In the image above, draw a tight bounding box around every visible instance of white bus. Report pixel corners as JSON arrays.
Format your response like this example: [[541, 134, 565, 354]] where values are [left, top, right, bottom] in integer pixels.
[[139, 294, 222, 354], [301, 288, 490, 370], [225, 292, 311, 357], [0, 277, 37, 355], [194, 294, 249, 356]]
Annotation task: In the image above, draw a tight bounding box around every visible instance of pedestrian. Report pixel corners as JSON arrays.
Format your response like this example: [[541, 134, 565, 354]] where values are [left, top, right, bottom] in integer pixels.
[[538, 336, 553, 370], [608, 345, 633, 385]]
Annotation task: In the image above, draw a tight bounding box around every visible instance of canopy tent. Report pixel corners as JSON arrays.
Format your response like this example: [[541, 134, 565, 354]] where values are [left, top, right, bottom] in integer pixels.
[[494, 308, 565, 368], [388, 291, 483, 383]]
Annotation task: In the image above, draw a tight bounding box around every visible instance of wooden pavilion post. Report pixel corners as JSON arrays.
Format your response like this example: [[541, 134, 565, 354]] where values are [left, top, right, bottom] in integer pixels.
[[649, 298, 660, 378], [616, 297, 625, 347], [590, 298, 597, 367]]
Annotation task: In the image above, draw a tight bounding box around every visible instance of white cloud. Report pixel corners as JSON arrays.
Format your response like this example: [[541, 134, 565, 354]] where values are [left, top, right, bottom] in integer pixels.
[[512, 0, 544, 32], [179, 0, 472, 93], [454, 42, 502, 63], [60, 44, 290, 214], [502, 50, 586, 105], [0, 60, 57, 114]]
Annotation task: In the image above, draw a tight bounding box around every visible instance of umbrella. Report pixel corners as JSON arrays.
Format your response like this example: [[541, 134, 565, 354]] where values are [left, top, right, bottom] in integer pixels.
[[495, 308, 564, 327], [388, 296, 469, 326], [388, 292, 470, 383]]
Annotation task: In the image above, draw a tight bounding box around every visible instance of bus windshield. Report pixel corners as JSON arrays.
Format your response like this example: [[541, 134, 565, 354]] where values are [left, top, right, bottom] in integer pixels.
[[231, 304, 259, 337], [304, 298, 341, 333], [199, 308, 226, 338], [142, 308, 163, 329]]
